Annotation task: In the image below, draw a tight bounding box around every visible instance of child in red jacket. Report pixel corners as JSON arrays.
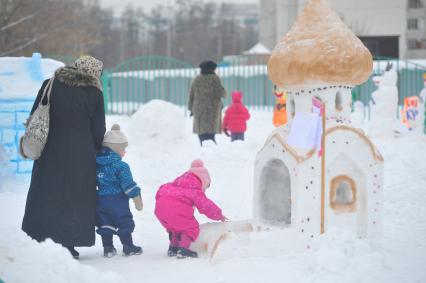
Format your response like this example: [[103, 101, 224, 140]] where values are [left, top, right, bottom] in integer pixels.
[[223, 91, 251, 141]]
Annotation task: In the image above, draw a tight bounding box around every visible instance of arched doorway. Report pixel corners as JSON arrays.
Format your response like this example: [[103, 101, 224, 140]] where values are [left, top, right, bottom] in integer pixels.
[[259, 159, 291, 223], [327, 153, 367, 237]]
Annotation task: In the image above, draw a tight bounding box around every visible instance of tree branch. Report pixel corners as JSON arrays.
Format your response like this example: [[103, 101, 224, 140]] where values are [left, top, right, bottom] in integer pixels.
[[0, 0, 25, 27], [0, 14, 34, 32], [0, 37, 37, 56]]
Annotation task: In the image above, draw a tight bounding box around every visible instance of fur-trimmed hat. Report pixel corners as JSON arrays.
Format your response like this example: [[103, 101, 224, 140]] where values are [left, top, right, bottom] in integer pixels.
[[74, 56, 103, 79], [103, 124, 128, 154], [189, 159, 211, 190]]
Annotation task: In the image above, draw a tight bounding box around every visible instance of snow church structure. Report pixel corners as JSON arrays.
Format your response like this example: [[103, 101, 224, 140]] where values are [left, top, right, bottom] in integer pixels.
[[254, 0, 384, 240]]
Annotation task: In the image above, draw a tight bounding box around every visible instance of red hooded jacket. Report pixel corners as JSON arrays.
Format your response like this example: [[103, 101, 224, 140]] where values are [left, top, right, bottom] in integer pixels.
[[223, 91, 251, 133]]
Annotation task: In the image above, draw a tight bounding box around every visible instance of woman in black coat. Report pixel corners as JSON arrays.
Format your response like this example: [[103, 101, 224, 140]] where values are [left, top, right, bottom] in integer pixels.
[[22, 56, 106, 259]]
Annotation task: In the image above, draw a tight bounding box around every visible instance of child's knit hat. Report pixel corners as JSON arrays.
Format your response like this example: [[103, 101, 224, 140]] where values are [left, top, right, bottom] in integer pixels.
[[231, 91, 242, 103], [189, 159, 211, 190], [103, 124, 128, 154]]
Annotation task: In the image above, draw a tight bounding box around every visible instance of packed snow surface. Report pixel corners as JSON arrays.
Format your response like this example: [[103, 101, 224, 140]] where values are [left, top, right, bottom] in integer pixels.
[[0, 55, 63, 99], [1, 100, 425, 283]]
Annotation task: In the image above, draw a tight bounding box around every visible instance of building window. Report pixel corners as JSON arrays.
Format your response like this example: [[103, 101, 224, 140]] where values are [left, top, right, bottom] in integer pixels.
[[359, 36, 399, 58], [330, 176, 357, 213], [408, 39, 426, 49], [408, 18, 419, 30], [408, 40, 418, 49], [408, 0, 424, 8]]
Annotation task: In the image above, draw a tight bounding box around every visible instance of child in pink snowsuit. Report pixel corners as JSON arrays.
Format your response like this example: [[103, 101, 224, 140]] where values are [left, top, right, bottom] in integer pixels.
[[155, 159, 226, 258], [223, 90, 250, 142]]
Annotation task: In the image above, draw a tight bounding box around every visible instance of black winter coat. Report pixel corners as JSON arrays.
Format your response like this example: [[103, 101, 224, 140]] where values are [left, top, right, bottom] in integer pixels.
[[22, 66, 106, 247]]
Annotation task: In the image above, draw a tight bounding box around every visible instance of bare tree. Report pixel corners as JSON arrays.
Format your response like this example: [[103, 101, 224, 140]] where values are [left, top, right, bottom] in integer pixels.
[[0, 0, 103, 58], [0, 0, 259, 67]]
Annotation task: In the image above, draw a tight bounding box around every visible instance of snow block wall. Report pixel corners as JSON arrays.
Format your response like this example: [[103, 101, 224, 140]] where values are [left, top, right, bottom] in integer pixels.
[[0, 99, 34, 174], [0, 54, 63, 174]]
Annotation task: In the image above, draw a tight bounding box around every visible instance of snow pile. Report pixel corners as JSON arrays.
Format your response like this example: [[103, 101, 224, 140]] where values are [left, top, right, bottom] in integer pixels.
[[0, 192, 123, 283], [0, 54, 63, 99], [128, 100, 187, 145], [305, 228, 385, 282]]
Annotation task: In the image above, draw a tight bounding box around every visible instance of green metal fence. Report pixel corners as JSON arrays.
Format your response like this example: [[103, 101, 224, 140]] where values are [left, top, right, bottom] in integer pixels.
[[46, 54, 425, 131], [352, 57, 426, 107], [101, 55, 275, 115], [102, 56, 426, 116], [102, 56, 195, 115]]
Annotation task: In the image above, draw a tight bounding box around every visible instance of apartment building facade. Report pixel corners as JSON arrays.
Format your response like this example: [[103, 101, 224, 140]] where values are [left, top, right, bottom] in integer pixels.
[[260, 0, 426, 59]]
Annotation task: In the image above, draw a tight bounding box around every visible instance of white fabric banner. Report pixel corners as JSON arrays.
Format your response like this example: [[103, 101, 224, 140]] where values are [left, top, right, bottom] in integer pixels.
[[288, 112, 322, 150]]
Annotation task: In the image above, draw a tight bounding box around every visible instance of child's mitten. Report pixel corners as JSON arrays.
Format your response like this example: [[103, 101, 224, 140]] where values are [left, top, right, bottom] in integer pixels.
[[132, 195, 143, 211]]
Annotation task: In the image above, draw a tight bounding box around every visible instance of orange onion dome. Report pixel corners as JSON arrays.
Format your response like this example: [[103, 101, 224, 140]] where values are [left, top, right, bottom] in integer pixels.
[[267, 0, 373, 87]]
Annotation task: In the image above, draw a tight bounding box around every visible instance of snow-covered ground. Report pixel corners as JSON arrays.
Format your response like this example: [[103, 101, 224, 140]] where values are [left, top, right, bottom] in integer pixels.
[[1, 100, 426, 283]]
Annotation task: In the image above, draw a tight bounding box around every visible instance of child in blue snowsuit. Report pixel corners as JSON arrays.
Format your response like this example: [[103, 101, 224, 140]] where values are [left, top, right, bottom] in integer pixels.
[[96, 124, 143, 257]]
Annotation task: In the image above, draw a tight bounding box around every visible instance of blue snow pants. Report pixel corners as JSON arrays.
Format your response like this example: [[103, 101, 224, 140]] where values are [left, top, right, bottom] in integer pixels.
[[96, 193, 135, 236], [231, 132, 245, 142]]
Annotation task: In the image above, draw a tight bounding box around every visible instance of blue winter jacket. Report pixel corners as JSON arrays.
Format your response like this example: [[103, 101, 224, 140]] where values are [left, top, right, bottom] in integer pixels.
[[96, 147, 141, 198]]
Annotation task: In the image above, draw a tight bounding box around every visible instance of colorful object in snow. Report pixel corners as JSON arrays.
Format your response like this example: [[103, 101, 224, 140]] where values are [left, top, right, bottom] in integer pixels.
[[155, 168, 224, 250], [401, 96, 419, 130], [287, 112, 321, 150], [287, 97, 323, 153], [273, 86, 287, 127], [223, 91, 251, 135]]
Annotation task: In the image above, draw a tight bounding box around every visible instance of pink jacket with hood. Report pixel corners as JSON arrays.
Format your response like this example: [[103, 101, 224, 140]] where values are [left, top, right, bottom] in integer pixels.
[[223, 91, 250, 133], [154, 161, 223, 233]]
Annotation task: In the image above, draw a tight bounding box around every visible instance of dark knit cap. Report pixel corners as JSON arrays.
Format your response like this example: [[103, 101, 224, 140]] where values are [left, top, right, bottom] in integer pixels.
[[199, 60, 217, 74]]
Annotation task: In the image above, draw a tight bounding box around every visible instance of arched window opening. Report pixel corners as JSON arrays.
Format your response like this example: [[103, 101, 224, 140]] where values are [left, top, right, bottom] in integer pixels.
[[335, 91, 343, 112], [330, 175, 356, 212], [287, 96, 295, 118]]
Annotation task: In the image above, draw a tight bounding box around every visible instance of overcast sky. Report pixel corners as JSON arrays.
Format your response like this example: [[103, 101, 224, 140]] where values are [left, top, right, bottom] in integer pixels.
[[100, 0, 259, 14]]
